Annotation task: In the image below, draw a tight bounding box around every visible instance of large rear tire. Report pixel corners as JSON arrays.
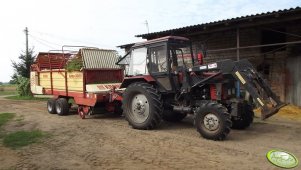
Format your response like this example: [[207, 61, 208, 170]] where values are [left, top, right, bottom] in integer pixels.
[[231, 102, 254, 129], [55, 98, 69, 116], [47, 99, 56, 114], [195, 101, 232, 141], [122, 82, 163, 130]]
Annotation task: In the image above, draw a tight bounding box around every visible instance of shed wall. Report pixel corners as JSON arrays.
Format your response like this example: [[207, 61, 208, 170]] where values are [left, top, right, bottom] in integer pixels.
[[185, 21, 301, 106]]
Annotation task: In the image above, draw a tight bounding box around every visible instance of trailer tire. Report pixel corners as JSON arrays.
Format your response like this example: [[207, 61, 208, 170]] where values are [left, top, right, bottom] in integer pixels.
[[122, 82, 163, 130], [195, 101, 232, 141], [163, 110, 187, 122], [55, 98, 69, 116], [231, 103, 254, 129], [47, 99, 56, 114]]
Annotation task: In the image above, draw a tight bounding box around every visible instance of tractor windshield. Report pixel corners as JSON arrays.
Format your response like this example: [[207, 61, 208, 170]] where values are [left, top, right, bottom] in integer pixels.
[[169, 42, 194, 69]]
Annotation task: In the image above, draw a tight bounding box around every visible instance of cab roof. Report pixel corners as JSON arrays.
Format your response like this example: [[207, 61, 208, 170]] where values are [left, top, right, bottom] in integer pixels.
[[132, 36, 190, 48]]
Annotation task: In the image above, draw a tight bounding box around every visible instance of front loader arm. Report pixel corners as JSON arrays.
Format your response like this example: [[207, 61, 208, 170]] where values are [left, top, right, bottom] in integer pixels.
[[230, 59, 286, 119], [191, 59, 286, 119]]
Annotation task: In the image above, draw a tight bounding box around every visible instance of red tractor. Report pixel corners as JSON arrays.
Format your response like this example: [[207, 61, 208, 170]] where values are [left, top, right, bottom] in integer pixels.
[[117, 36, 285, 140]]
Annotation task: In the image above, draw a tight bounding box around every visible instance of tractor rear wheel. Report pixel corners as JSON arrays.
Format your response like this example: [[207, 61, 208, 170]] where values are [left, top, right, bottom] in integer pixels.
[[163, 110, 187, 122], [55, 98, 69, 116], [122, 82, 163, 130], [47, 99, 56, 114], [195, 101, 232, 140], [231, 103, 254, 129]]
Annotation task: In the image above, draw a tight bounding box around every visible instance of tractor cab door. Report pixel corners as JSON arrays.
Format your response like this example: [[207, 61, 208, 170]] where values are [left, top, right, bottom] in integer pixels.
[[148, 45, 175, 92], [168, 44, 194, 92], [169, 48, 184, 91]]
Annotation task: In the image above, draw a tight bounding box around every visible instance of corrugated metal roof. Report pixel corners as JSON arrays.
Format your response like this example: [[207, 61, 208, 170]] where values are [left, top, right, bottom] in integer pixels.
[[80, 48, 120, 69], [136, 6, 301, 38], [117, 43, 135, 48]]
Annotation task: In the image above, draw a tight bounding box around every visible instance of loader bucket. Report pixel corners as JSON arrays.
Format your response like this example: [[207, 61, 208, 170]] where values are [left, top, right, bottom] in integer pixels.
[[261, 102, 286, 120], [231, 59, 286, 119]]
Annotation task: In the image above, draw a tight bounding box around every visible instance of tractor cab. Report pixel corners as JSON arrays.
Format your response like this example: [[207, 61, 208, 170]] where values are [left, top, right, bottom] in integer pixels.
[[117, 36, 196, 93]]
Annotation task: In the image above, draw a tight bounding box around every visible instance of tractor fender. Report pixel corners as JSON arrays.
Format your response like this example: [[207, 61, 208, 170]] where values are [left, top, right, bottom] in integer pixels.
[[120, 75, 155, 88]]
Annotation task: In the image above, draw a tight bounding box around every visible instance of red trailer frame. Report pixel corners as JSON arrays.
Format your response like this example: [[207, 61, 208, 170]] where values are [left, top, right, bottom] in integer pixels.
[[30, 48, 124, 119]]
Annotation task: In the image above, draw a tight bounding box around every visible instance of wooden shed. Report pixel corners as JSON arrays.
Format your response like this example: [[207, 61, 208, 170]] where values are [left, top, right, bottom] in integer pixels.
[[131, 7, 301, 106]]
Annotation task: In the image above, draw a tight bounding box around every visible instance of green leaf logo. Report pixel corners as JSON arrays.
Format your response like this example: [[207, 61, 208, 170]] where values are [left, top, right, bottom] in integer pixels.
[[267, 150, 299, 169]]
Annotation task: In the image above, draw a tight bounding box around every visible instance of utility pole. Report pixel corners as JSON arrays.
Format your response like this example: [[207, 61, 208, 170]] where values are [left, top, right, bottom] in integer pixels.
[[24, 27, 29, 58], [144, 20, 149, 33]]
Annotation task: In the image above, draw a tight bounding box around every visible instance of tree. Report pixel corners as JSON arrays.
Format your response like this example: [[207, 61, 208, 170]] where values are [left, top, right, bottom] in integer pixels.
[[9, 73, 18, 84], [11, 48, 35, 79], [11, 48, 35, 96]]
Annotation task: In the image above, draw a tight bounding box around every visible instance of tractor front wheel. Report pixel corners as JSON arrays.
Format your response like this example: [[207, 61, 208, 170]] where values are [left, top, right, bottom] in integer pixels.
[[195, 101, 232, 140], [231, 102, 254, 129], [122, 82, 163, 130]]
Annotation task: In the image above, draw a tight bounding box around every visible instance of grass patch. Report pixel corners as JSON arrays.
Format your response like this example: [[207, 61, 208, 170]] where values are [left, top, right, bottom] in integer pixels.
[[3, 130, 45, 149], [0, 85, 17, 96], [0, 113, 15, 128], [5, 95, 50, 101], [0, 84, 17, 88], [0, 90, 17, 96]]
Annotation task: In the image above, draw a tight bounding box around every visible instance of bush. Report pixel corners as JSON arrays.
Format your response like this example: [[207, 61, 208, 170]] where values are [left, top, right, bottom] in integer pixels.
[[16, 76, 31, 96]]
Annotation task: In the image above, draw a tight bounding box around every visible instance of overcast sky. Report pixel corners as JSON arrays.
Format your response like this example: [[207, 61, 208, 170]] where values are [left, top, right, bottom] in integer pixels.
[[0, 0, 300, 82]]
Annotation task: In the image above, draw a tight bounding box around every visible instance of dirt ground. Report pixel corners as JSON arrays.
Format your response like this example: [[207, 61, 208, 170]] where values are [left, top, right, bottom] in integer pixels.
[[0, 97, 301, 170]]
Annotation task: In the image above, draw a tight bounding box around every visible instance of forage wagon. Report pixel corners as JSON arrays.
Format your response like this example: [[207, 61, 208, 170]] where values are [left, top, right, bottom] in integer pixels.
[[30, 47, 124, 119]]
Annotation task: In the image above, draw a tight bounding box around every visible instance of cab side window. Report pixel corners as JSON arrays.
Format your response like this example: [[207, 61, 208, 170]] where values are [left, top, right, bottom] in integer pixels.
[[149, 46, 167, 73], [129, 47, 148, 75]]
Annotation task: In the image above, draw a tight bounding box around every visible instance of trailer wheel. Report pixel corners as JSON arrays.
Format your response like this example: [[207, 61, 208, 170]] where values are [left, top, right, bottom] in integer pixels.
[[55, 98, 69, 116], [122, 82, 163, 130], [47, 99, 56, 114], [195, 101, 232, 140], [231, 103, 254, 129], [163, 110, 187, 122]]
